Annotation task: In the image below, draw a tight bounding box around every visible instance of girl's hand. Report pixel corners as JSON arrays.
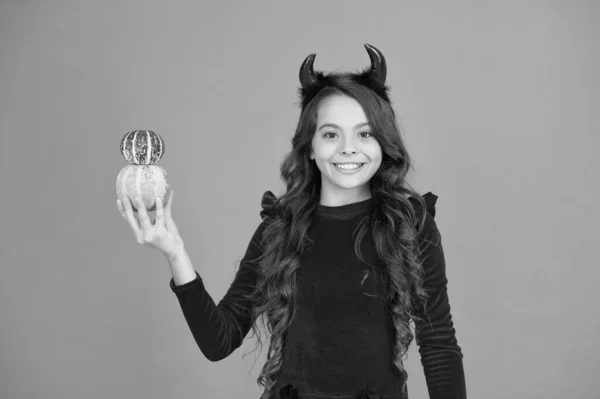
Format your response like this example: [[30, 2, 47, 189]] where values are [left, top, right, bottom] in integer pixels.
[[117, 189, 184, 259]]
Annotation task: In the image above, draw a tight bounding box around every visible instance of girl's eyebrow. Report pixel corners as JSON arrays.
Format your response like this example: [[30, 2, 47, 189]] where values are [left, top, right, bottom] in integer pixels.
[[317, 122, 370, 130]]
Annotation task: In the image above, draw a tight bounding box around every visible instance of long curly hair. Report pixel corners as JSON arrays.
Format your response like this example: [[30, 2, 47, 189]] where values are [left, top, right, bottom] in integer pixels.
[[241, 76, 432, 399]]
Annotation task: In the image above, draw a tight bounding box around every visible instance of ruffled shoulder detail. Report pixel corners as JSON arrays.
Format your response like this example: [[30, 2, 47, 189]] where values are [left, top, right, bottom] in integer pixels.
[[259, 190, 277, 221], [409, 191, 438, 237], [422, 191, 438, 218]]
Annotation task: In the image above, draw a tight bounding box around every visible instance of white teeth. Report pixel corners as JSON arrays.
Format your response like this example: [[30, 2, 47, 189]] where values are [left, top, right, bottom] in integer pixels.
[[334, 163, 364, 170]]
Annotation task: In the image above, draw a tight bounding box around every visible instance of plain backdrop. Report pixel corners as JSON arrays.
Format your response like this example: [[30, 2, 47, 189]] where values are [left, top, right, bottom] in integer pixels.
[[1, 1, 598, 398]]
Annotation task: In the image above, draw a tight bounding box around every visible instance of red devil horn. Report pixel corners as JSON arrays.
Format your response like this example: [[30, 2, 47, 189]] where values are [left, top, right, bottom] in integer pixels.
[[364, 43, 387, 84], [299, 53, 318, 90]]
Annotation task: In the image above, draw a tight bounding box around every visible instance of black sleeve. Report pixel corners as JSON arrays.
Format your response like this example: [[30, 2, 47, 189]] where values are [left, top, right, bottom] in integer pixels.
[[168, 191, 276, 362], [413, 193, 467, 399]]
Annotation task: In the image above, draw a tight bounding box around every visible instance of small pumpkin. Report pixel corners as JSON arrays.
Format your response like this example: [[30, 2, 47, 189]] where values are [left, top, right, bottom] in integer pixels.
[[120, 130, 165, 165], [116, 164, 170, 212]]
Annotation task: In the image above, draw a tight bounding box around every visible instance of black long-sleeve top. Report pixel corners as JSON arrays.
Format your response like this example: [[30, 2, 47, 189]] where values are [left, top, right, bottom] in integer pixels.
[[170, 191, 466, 399]]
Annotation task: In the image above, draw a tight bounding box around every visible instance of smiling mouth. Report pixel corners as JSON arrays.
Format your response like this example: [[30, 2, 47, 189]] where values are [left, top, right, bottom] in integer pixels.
[[332, 163, 366, 170]]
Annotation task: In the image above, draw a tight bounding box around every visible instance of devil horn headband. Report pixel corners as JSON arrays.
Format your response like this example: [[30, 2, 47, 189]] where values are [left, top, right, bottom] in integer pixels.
[[298, 43, 390, 110]]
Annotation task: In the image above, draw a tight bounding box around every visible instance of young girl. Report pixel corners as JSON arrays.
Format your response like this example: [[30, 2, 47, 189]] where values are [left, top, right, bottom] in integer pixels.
[[117, 44, 466, 399]]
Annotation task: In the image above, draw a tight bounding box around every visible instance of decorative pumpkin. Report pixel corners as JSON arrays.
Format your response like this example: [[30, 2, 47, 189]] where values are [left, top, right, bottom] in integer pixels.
[[120, 130, 165, 165], [116, 164, 171, 212]]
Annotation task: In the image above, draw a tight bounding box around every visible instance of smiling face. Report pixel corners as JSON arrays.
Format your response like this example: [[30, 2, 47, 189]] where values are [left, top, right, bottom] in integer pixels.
[[309, 94, 383, 206]]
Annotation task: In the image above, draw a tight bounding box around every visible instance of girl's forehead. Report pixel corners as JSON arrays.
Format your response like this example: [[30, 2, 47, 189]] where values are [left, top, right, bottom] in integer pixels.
[[317, 96, 367, 123]]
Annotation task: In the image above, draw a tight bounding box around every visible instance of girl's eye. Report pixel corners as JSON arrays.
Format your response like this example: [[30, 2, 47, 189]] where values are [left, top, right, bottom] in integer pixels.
[[323, 132, 372, 139]]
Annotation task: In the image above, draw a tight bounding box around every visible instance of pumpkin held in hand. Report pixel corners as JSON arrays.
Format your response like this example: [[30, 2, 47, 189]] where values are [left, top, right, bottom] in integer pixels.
[[120, 129, 165, 165], [116, 164, 171, 212]]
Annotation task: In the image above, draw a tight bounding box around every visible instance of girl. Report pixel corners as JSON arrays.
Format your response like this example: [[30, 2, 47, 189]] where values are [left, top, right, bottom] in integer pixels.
[[117, 44, 466, 399]]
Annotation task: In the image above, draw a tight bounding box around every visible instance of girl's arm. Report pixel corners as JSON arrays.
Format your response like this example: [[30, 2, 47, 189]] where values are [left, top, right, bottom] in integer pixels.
[[168, 221, 266, 362], [414, 209, 467, 399]]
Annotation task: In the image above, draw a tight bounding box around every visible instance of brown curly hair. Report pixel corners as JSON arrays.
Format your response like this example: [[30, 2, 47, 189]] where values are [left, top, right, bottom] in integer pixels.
[[241, 77, 433, 399]]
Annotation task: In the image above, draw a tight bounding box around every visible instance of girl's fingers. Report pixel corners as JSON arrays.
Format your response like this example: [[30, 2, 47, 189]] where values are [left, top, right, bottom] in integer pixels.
[[121, 197, 142, 240], [165, 189, 173, 219], [117, 199, 124, 216], [135, 197, 152, 229], [155, 197, 164, 224]]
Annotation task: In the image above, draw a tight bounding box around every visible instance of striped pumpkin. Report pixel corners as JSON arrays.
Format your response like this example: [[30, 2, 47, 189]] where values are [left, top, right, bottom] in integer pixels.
[[120, 130, 165, 165], [116, 164, 171, 212]]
